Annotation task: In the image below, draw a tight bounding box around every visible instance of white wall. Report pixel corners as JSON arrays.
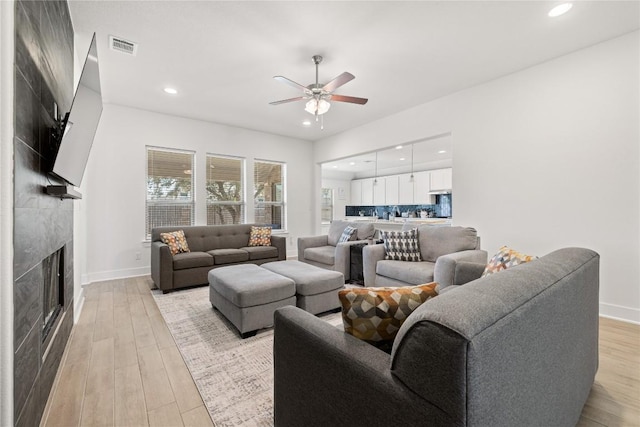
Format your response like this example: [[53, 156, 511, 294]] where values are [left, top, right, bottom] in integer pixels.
[[315, 32, 640, 323], [81, 104, 313, 283]]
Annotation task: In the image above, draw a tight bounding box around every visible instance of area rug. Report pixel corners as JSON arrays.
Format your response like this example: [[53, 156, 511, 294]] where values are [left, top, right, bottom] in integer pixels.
[[152, 286, 342, 426]]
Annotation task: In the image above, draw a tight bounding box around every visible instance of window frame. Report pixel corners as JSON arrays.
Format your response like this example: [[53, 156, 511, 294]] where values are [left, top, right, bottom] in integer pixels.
[[145, 146, 196, 239], [253, 159, 286, 232], [206, 153, 246, 225]]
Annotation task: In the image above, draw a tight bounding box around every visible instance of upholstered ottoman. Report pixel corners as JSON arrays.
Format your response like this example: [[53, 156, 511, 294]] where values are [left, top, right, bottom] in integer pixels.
[[262, 260, 345, 315], [209, 264, 296, 338]]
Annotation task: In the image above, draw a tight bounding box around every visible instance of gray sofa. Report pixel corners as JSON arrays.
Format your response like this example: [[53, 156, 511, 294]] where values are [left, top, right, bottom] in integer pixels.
[[151, 224, 286, 293], [297, 220, 375, 281], [274, 247, 599, 426], [363, 225, 487, 288]]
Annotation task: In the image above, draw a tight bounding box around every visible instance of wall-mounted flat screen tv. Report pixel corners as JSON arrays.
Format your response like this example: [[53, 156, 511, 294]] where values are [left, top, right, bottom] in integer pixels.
[[51, 33, 103, 187]]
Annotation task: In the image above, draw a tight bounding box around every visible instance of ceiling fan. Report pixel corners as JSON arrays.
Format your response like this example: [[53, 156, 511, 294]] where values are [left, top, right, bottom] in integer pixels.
[[270, 55, 368, 127]]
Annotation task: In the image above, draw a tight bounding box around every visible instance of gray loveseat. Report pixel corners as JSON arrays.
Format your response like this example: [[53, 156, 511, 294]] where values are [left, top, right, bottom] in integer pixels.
[[274, 247, 599, 426], [151, 224, 286, 293], [363, 225, 487, 288]]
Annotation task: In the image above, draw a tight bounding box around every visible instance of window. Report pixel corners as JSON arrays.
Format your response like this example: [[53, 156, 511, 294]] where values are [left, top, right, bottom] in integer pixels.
[[321, 188, 333, 223], [254, 160, 285, 230], [146, 147, 195, 238], [207, 154, 245, 225]]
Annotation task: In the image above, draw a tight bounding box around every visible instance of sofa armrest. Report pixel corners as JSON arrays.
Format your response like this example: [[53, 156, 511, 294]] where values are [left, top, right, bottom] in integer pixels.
[[270, 235, 287, 260], [434, 249, 488, 289], [151, 241, 173, 291], [273, 306, 453, 426], [453, 261, 486, 286], [334, 240, 369, 281], [297, 235, 329, 261], [363, 243, 386, 287]]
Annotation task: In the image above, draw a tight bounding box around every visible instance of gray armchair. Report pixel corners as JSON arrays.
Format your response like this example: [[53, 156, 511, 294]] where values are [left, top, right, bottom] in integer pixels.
[[363, 225, 487, 288], [297, 220, 375, 281]]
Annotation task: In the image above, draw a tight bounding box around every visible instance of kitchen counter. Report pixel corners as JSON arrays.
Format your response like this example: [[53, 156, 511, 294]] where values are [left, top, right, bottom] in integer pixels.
[[344, 217, 451, 233]]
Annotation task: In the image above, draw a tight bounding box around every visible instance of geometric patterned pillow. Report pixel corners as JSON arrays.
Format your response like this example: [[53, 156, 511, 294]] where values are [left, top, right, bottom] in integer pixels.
[[381, 228, 422, 262], [248, 226, 272, 247], [338, 282, 438, 345], [481, 246, 537, 278], [338, 225, 357, 243], [160, 230, 190, 256]]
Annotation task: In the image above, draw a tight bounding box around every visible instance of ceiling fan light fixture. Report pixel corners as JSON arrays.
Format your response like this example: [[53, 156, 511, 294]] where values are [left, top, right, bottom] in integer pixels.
[[305, 98, 331, 115]]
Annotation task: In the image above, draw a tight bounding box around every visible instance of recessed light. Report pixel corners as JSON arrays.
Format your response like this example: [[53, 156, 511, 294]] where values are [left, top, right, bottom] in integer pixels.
[[438, 150, 447, 154], [302, 120, 311, 126], [399, 157, 405, 161], [349, 162, 356, 166], [164, 87, 178, 95], [395, 145, 403, 150], [548, 3, 572, 17], [332, 165, 338, 169]]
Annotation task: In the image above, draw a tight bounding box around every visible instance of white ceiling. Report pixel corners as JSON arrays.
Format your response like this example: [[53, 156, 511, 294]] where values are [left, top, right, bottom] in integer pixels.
[[68, 1, 639, 143]]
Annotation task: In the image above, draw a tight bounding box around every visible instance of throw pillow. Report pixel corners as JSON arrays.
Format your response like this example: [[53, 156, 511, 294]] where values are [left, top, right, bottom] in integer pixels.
[[339, 282, 439, 347], [481, 246, 537, 277], [338, 225, 357, 243], [160, 230, 190, 256], [381, 228, 422, 261], [248, 226, 272, 247]]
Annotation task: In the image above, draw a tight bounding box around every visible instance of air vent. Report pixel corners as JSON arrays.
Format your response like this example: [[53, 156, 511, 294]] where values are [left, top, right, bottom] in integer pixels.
[[109, 35, 138, 56]]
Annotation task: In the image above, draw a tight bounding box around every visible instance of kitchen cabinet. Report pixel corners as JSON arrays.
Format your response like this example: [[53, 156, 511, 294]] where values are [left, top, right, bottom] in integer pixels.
[[361, 178, 374, 205], [430, 168, 452, 191], [397, 173, 414, 204], [384, 175, 398, 205], [413, 171, 431, 203], [373, 178, 386, 205], [350, 180, 362, 205]]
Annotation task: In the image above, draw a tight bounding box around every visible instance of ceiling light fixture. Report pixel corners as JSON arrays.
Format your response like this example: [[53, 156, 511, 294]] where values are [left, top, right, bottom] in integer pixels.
[[349, 162, 356, 166], [164, 87, 178, 95], [438, 150, 447, 154], [548, 3, 572, 17], [302, 120, 311, 126], [400, 157, 405, 161], [305, 98, 331, 115], [395, 145, 403, 150]]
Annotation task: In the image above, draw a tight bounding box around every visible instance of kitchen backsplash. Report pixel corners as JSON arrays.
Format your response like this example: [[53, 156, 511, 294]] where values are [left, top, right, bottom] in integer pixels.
[[346, 199, 452, 219]]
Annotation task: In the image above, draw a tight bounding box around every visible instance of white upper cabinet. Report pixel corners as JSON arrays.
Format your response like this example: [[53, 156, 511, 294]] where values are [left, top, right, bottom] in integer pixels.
[[361, 178, 374, 204], [413, 171, 431, 203], [350, 180, 362, 205], [398, 173, 414, 204], [430, 168, 452, 191], [385, 175, 399, 205]]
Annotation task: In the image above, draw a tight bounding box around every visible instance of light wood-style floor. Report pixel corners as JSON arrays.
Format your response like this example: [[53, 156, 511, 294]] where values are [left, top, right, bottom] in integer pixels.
[[42, 277, 639, 427]]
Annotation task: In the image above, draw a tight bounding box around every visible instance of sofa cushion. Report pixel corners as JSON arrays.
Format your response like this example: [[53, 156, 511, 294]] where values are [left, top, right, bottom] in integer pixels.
[[381, 229, 422, 262], [303, 246, 335, 266], [481, 246, 536, 277], [172, 251, 213, 270], [338, 282, 439, 345], [376, 260, 435, 285], [248, 226, 272, 246], [242, 246, 279, 260], [353, 222, 375, 240], [160, 230, 190, 255], [417, 226, 478, 263], [327, 221, 350, 246], [262, 260, 344, 296], [338, 226, 357, 243], [207, 248, 249, 265]]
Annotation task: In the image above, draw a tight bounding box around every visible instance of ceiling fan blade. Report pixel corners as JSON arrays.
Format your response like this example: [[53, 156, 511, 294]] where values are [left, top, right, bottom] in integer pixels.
[[329, 94, 368, 105], [273, 76, 311, 94], [269, 96, 308, 105], [322, 72, 355, 93]]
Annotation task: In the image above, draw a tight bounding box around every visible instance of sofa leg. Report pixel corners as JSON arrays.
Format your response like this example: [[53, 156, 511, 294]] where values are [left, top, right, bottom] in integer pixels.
[[241, 330, 257, 339]]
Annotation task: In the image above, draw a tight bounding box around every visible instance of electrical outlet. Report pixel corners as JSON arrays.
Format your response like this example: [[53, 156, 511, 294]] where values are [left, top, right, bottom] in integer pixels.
[[135, 252, 141, 260]]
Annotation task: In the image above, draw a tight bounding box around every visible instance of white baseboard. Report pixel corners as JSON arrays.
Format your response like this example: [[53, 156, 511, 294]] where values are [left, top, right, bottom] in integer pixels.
[[600, 302, 640, 325], [84, 266, 150, 285], [73, 287, 85, 324]]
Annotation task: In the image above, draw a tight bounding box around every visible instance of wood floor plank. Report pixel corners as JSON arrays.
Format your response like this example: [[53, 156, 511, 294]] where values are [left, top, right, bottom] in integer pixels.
[[160, 345, 204, 414], [180, 405, 214, 427], [148, 402, 184, 427], [114, 338, 139, 370], [93, 292, 115, 342], [114, 363, 148, 427], [150, 314, 176, 349], [80, 337, 115, 426], [138, 344, 176, 411], [43, 359, 89, 427]]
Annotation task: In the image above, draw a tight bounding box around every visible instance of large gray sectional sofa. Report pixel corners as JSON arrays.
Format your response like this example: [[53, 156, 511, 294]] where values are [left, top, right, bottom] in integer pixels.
[[151, 224, 286, 293], [274, 247, 599, 426]]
